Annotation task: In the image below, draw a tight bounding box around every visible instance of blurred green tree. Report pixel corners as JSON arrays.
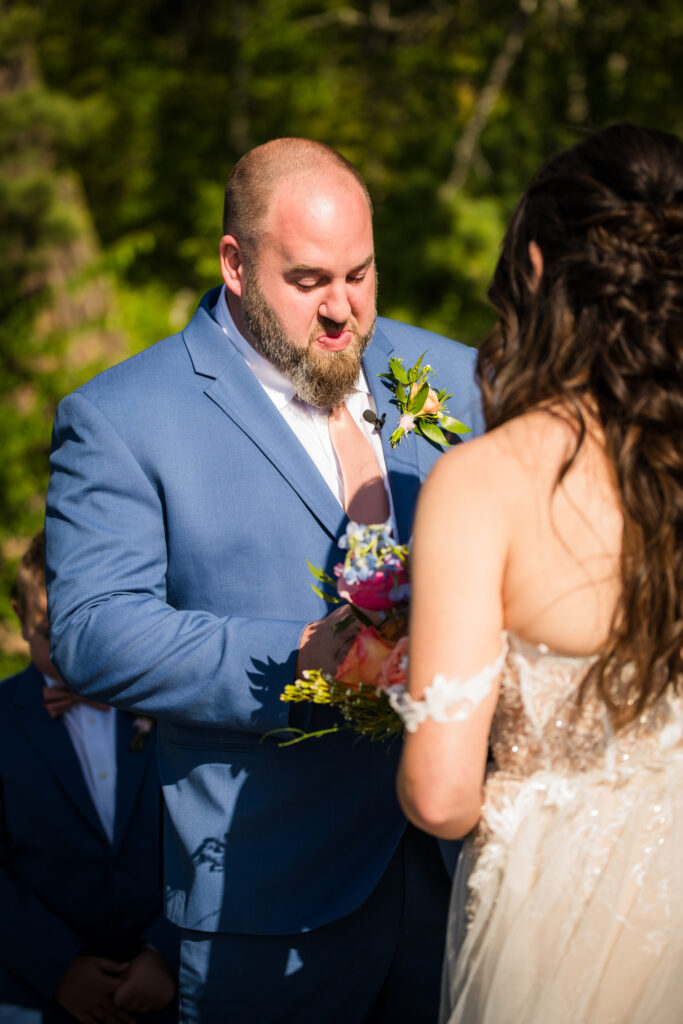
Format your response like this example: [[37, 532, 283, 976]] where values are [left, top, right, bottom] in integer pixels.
[[1, 0, 681, 672]]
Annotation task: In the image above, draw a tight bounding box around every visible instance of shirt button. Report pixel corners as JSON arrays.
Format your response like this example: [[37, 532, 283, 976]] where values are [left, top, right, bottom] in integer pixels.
[[98, 771, 108, 779]]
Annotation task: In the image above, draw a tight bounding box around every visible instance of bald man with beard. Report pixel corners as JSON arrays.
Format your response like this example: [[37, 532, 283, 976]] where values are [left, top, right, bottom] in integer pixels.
[[46, 138, 484, 1023]]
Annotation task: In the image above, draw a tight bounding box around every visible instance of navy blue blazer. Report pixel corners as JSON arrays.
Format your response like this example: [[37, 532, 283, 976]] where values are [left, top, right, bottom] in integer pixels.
[[45, 289, 484, 936], [0, 663, 177, 1016]]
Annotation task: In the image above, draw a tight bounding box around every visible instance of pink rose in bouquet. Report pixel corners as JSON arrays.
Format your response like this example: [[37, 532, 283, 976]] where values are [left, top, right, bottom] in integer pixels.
[[335, 563, 409, 611], [378, 635, 409, 689], [335, 627, 396, 690]]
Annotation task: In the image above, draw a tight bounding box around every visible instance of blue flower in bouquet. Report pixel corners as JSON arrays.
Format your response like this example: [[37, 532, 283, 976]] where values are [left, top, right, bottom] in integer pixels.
[[334, 521, 410, 611]]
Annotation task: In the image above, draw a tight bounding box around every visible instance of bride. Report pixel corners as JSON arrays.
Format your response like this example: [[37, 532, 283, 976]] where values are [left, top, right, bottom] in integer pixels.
[[395, 123, 683, 1023]]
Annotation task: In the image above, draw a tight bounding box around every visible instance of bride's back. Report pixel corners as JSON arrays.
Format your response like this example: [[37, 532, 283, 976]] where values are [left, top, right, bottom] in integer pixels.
[[470, 122, 683, 722], [489, 408, 623, 657], [427, 124, 683, 1024]]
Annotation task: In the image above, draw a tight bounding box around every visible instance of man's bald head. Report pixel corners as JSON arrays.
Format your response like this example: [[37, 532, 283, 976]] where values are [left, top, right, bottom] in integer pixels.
[[222, 138, 372, 254]]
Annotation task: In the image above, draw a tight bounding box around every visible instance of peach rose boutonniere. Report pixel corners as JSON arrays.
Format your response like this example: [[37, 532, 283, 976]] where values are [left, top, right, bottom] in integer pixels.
[[275, 523, 410, 745], [376, 353, 471, 448]]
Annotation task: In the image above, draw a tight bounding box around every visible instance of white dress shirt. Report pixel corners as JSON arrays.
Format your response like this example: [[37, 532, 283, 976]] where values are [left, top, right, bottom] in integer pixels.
[[213, 286, 396, 526], [44, 674, 117, 842]]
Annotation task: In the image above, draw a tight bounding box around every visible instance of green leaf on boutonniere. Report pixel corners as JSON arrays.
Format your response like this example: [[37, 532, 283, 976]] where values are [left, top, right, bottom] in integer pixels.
[[408, 380, 429, 414], [389, 426, 405, 446], [389, 357, 408, 383], [416, 418, 448, 446], [438, 413, 470, 434], [410, 352, 427, 376]]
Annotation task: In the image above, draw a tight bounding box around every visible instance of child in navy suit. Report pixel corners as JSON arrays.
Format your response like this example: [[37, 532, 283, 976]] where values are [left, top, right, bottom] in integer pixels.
[[0, 532, 178, 1023]]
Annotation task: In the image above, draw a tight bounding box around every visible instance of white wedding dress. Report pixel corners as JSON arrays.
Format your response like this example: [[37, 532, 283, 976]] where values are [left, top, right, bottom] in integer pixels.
[[440, 631, 683, 1024]]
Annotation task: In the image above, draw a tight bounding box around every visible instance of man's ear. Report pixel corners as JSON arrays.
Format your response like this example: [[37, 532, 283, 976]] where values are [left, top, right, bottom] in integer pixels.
[[219, 235, 245, 297], [528, 240, 544, 289], [11, 599, 27, 637]]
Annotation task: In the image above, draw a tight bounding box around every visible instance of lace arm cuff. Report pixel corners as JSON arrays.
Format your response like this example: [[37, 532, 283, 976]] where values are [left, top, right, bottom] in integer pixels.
[[388, 646, 506, 733]]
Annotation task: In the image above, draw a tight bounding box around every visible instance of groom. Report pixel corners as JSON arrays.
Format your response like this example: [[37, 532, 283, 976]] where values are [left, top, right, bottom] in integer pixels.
[[46, 138, 484, 1023]]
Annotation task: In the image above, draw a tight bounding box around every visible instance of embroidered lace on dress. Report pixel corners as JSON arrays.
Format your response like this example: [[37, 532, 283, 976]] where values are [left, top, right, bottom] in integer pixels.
[[388, 647, 505, 732], [441, 631, 683, 1024]]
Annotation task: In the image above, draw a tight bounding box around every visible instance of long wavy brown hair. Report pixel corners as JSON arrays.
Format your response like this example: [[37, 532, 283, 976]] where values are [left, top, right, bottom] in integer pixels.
[[478, 123, 683, 726]]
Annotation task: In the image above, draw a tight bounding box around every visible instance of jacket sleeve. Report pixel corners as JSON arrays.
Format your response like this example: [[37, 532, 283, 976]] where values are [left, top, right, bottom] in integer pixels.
[[45, 391, 308, 734]]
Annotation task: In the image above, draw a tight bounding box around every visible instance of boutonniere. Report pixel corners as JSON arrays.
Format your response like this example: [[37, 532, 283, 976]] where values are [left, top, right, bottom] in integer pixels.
[[377, 353, 471, 448], [129, 716, 155, 752]]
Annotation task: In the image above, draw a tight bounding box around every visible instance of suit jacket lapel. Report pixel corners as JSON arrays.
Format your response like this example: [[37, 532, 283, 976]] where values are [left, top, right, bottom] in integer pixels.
[[12, 665, 109, 843], [363, 324, 424, 544], [112, 714, 150, 856], [184, 290, 347, 540]]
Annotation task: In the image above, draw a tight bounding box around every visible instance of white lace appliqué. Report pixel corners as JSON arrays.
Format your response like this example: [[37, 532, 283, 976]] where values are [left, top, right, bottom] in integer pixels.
[[388, 647, 506, 733]]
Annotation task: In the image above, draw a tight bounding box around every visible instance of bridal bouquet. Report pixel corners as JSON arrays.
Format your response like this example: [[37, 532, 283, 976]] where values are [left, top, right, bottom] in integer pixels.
[[277, 522, 410, 745]]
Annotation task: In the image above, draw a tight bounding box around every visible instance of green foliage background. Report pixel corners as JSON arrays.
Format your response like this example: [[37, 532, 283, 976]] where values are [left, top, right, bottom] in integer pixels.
[[1, 0, 682, 674]]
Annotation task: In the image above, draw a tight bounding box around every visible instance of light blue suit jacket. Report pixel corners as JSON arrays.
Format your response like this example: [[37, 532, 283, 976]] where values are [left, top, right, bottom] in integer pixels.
[[46, 287, 483, 936]]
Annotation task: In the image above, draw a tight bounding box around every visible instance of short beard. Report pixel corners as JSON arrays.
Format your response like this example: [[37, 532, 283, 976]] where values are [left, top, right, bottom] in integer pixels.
[[241, 264, 375, 409]]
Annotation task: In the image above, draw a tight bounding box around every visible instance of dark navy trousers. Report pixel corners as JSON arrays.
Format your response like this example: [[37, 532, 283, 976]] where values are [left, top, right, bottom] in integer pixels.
[[179, 825, 453, 1024]]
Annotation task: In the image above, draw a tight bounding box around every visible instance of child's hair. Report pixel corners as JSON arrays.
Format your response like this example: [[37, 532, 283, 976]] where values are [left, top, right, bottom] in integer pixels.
[[13, 530, 46, 615]]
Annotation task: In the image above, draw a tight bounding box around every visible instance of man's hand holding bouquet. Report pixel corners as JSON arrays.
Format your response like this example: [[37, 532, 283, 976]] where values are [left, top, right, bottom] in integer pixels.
[[277, 522, 410, 744]]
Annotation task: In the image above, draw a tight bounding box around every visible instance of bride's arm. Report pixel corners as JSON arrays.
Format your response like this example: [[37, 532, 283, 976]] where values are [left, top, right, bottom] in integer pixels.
[[397, 436, 508, 839]]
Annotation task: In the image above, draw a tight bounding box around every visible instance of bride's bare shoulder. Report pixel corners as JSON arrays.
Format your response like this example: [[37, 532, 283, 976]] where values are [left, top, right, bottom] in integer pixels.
[[432, 407, 582, 486]]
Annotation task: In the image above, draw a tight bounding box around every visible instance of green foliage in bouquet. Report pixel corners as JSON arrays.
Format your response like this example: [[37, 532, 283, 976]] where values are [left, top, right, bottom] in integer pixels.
[[278, 670, 403, 746]]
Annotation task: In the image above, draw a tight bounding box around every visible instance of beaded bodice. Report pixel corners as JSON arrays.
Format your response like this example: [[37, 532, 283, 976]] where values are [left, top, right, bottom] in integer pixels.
[[490, 631, 683, 780], [443, 632, 683, 1024]]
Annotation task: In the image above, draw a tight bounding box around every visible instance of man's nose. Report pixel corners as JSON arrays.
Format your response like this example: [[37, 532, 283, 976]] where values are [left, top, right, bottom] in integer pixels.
[[318, 282, 352, 325]]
